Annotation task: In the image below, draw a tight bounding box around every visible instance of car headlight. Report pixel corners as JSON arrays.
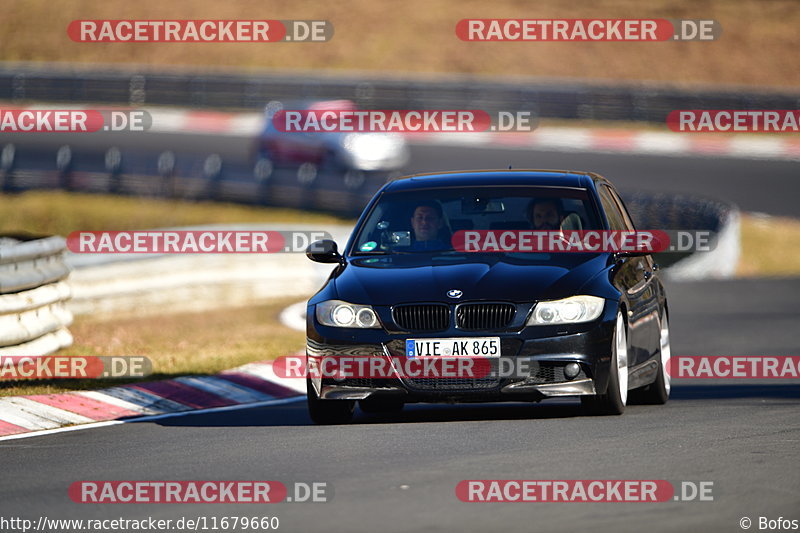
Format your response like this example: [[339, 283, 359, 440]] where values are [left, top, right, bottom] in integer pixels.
[[527, 295, 605, 325], [342, 133, 408, 170], [316, 300, 381, 328]]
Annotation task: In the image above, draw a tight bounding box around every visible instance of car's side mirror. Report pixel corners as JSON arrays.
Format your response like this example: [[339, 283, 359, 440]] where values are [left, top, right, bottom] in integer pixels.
[[306, 239, 343, 263], [617, 234, 664, 258]]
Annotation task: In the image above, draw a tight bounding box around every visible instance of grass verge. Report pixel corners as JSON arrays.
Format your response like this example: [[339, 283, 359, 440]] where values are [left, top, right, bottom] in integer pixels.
[[738, 213, 800, 277], [0, 297, 305, 398], [0, 190, 351, 237], [1, 0, 799, 88]]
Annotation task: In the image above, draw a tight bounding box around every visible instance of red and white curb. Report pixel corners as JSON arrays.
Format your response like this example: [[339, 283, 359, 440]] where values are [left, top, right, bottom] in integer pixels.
[[407, 129, 800, 161], [0, 358, 306, 440], [145, 107, 800, 161], [23, 104, 800, 161]]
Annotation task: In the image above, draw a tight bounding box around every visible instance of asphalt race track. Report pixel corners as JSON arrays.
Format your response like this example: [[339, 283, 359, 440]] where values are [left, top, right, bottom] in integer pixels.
[[1, 139, 798, 533], [2, 129, 800, 216]]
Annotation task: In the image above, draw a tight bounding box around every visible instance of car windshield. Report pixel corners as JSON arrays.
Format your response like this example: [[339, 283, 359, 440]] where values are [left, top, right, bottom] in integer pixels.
[[351, 186, 602, 256]]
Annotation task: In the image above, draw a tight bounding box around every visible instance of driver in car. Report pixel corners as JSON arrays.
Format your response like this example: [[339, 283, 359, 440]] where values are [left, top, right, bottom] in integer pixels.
[[527, 198, 566, 230], [410, 201, 448, 250]]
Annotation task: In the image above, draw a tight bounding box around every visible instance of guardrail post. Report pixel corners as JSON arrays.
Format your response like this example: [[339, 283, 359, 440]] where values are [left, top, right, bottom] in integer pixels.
[[203, 153, 223, 200], [0, 143, 15, 191], [56, 145, 73, 191]]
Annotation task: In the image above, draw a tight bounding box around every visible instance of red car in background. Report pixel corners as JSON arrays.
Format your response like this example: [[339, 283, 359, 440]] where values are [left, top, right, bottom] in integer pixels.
[[253, 99, 409, 181]]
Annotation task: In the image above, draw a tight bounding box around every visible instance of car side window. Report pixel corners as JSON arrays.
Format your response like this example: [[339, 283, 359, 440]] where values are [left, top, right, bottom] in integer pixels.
[[597, 185, 626, 231], [607, 186, 637, 231]]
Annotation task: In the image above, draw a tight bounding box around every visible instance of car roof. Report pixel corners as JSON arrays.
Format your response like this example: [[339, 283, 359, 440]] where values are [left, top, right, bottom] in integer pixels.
[[383, 170, 601, 192]]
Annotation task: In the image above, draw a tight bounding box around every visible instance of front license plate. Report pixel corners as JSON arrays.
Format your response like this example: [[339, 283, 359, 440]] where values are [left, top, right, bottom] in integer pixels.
[[405, 337, 501, 358]]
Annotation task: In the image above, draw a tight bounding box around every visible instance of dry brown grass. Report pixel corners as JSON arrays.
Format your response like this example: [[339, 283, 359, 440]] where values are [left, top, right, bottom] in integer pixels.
[[0, 190, 350, 236], [0, 297, 306, 397], [0, 0, 798, 88], [738, 213, 800, 277]]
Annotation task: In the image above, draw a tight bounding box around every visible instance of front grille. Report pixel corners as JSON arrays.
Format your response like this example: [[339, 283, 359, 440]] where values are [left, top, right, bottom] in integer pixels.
[[456, 303, 515, 330], [405, 376, 500, 390], [336, 377, 401, 388], [404, 357, 501, 391], [393, 304, 449, 331], [341, 377, 377, 388]]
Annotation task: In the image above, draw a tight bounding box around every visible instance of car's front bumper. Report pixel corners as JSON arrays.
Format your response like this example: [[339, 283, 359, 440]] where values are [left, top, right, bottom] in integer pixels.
[[317, 378, 596, 401], [307, 306, 616, 403]]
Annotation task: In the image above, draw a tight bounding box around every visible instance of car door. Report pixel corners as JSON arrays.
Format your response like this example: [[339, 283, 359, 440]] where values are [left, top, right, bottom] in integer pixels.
[[607, 185, 662, 366], [597, 184, 656, 368]]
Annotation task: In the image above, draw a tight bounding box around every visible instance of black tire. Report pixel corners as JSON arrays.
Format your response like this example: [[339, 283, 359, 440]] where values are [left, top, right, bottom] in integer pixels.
[[583, 312, 627, 416], [306, 379, 355, 425], [359, 396, 405, 414]]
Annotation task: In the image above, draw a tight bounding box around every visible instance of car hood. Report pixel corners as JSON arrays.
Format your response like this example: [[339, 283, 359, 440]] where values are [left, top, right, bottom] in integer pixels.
[[333, 253, 612, 305]]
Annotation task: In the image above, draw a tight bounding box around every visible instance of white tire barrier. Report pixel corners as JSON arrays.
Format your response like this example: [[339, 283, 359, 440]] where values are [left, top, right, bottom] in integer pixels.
[[0, 236, 73, 356]]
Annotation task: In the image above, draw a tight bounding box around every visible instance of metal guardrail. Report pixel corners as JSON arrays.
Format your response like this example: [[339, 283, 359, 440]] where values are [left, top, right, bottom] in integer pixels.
[[1, 63, 799, 122], [1, 162, 384, 217], [0, 235, 73, 356]]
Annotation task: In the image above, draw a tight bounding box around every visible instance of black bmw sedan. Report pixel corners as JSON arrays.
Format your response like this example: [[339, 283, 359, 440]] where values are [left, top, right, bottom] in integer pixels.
[[305, 170, 671, 424]]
